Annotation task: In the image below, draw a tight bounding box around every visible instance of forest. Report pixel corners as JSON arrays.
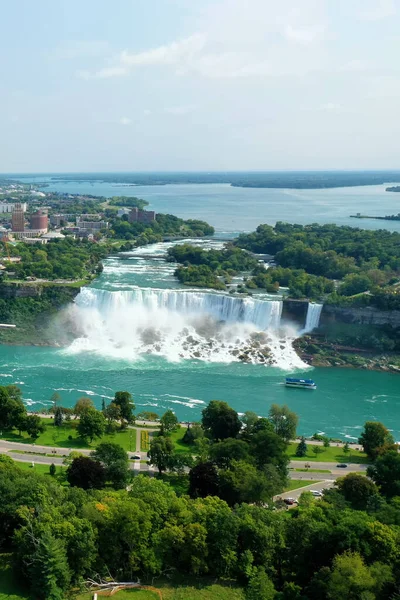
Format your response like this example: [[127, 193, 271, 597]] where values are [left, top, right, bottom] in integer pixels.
[[1, 384, 400, 599]]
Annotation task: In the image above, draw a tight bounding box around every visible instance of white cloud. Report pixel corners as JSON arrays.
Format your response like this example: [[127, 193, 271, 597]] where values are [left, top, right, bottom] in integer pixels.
[[284, 24, 325, 44], [358, 0, 396, 21], [119, 117, 131, 125]]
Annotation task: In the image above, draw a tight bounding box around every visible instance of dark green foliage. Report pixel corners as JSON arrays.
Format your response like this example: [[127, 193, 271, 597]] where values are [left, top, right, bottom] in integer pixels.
[[114, 390, 135, 424], [160, 409, 179, 433], [67, 456, 106, 489], [202, 400, 242, 441], [77, 407, 106, 442], [182, 423, 204, 445], [110, 212, 214, 243], [336, 473, 380, 510], [29, 531, 71, 600], [246, 567, 276, 599], [49, 463, 56, 477], [210, 438, 251, 468], [91, 442, 130, 489], [148, 435, 174, 474], [269, 404, 298, 442], [295, 437, 308, 457], [359, 421, 395, 460], [54, 406, 63, 427], [189, 462, 220, 499], [0, 385, 26, 431], [24, 415, 46, 440], [367, 451, 400, 498]]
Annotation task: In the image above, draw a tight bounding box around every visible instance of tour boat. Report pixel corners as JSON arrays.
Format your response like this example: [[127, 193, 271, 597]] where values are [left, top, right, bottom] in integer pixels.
[[285, 377, 317, 390]]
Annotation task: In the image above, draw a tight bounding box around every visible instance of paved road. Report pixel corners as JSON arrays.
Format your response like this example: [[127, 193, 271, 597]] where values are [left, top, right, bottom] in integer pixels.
[[276, 480, 336, 502]]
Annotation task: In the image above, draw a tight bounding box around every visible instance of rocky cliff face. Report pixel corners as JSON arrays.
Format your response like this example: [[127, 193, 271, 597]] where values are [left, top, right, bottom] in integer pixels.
[[321, 305, 400, 327], [0, 282, 80, 300]]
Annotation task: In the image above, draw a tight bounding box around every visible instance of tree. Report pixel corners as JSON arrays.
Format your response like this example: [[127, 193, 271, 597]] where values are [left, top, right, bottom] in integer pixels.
[[91, 442, 130, 489], [101, 398, 106, 412], [24, 415, 46, 440], [50, 392, 61, 410], [323, 436, 330, 448], [295, 437, 308, 457], [249, 428, 289, 473], [0, 386, 26, 431], [114, 391, 135, 425], [210, 438, 250, 468], [67, 456, 106, 489], [29, 530, 71, 600], [326, 551, 377, 600], [367, 450, 400, 498], [49, 463, 56, 477], [202, 400, 241, 441], [73, 396, 94, 419], [182, 423, 204, 445], [77, 408, 106, 443], [359, 421, 394, 461], [246, 567, 276, 600], [160, 409, 178, 433], [268, 404, 298, 442], [218, 460, 282, 506], [241, 411, 259, 435], [312, 445, 324, 457], [54, 407, 63, 427], [189, 462, 220, 498], [103, 401, 121, 430], [336, 473, 380, 510], [148, 435, 174, 474], [136, 411, 160, 421], [343, 442, 350, 456]]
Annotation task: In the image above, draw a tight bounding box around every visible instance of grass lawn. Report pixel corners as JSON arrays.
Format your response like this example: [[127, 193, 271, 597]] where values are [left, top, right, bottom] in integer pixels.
[[1, 419, 136, 452], [287, 443, 369, 464], [168, 427, 194, 455], [0, 555, 31, 600], [13, 462, 65, 477], [75, 581, 244, 600], [284, 480, 322, 492], [159, 473, 189, 496]]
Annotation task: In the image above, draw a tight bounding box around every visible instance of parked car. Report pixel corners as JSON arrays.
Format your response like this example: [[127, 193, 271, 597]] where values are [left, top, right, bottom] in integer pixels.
[[310, 490, 323, 497], [131, 454, 141, 460], [283, 498, 297, 505], [336, 463, 348, 468]]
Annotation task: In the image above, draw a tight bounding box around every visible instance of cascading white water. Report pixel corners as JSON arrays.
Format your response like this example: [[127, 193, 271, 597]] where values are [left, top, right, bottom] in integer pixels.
[[304, 303, 323, 332], [75, 287, 283, 331]]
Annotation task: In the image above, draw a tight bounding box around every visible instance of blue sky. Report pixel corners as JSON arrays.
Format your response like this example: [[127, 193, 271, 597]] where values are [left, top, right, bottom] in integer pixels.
[[1, 0, 400, 172]]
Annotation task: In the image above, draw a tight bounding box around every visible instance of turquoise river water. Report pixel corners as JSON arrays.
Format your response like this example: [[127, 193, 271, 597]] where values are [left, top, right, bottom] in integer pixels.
[[3, 177, 400, 439]]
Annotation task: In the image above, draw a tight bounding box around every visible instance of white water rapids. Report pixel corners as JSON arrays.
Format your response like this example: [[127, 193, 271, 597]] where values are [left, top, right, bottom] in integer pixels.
[[66, 287, 309, 369]]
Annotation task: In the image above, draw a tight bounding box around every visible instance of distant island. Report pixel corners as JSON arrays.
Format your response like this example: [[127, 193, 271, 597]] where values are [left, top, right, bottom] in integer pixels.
[[350, 212, 400, 221], [386, 186, 400, 192], [11, 170, 400, 190]]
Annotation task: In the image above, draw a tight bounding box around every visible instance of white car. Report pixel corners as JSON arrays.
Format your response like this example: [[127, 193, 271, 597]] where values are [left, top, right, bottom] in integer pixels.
[[310, 490, 323, 497]]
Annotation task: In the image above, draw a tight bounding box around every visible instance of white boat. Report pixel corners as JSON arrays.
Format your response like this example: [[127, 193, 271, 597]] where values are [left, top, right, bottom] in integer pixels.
[[285, 377, 317, 390]]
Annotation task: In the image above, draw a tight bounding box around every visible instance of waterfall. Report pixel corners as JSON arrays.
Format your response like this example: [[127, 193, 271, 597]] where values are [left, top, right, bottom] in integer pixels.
[[76, 287, 283, 331], [304, 303, 323, 332]]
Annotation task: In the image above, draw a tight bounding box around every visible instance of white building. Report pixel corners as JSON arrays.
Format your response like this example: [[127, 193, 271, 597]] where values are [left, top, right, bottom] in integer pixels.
[[0, 202, 27, 213]]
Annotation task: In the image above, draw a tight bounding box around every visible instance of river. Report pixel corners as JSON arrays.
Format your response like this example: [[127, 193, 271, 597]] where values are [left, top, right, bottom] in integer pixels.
[[2, 175, 400, 439]]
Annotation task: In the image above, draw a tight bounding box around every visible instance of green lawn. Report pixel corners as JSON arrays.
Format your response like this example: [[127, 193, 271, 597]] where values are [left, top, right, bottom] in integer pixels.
[[159, 473, 190, 496], [284, 480, 322, 492], [75, 581, 244, 600], [0, 555, 31, 600], [287, 443, 369, 464], [13, 462, 65, 477], [168, 427, 194, 455], [1, 419, 136, 452]]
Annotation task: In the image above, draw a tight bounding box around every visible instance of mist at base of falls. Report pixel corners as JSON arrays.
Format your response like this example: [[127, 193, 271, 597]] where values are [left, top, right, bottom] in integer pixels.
[[63, 286, 308, 370]]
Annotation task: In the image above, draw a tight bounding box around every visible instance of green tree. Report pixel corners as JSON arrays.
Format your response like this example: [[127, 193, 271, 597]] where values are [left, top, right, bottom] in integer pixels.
[[148, 435, 174, 474], [210, 438, 251, 468], [103, 401, 121, 431], [182, 423, 204, 445], [54, 406, 63, 427], [268, 404, 298, 442], [218, 460, 282, 506], [246, 567, 276, 600], [77, 408, 106, 443], [49, 463, 56, 477], [336, 473, 380, 510], [29, 530, 71, 600], [367, 450, 400, 498], [323, 436, 330, 448], [326, 551, 377, 600], [24, 415, 46, 440], [359, 421, 394, 461], [343, 442, 350, 456], [312, 445, 324, 457], [202, 400, 241, 441], [67, 456, 106, 489], [0, 386, 26, 431], [189, 461, 220, 499], [114, 390, 135, 424], [91, 442, 130, 489], [295, 436, 308, 457], [160, 409, 179, 433], [73, 396, 94, 419]]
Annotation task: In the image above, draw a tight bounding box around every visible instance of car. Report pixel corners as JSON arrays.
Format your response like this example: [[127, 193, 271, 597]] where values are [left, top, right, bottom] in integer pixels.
[[310, 490, 323, 497], [283, 498, 298, 505], [131, 454, 141, 460], [336, 463, 348, 468]]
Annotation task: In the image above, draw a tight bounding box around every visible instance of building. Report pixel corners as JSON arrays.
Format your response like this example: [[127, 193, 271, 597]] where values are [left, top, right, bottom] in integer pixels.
[[11, 203, 25, 232], [128, 208, 156, 224], [12, 230, 47, 239], [117, 208, 131, 218], [76, 218, 108, 232], [30, 209, 48, 232], [0, 202, 27, 214]]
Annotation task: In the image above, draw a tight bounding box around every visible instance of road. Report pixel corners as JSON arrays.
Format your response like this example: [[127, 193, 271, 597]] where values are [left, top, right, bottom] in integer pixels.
[[276, 480, 336, 502]]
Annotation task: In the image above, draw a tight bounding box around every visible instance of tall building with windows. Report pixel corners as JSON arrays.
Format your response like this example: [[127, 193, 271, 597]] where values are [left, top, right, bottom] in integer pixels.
[[11, 203, 25, 232], [30, 209, 48, 232]]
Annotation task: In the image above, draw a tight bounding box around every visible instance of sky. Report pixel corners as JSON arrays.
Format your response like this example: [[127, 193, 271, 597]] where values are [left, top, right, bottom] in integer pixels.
[[1, 0, 400, 172]]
